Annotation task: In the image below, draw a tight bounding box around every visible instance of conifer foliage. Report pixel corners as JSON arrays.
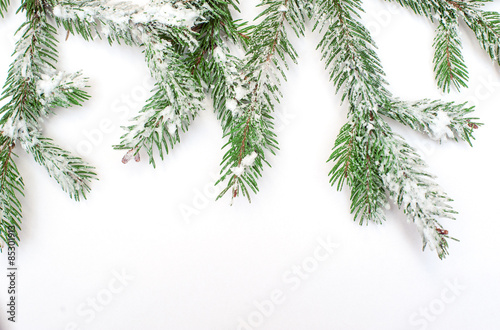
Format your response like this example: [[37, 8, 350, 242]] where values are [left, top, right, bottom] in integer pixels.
[[1, 0, 94, 248], [1, 0, 498, 258]]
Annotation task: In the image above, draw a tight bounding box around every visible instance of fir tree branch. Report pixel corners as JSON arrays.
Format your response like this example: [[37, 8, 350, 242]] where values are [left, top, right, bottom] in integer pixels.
[[185, 1, 269, 202], [114, 34, 205, 166], [57, 1, 209, 166], [327, 122, 355, 191], [216, 0, 310, 202], [382, 132, 457, 259], [433, 12, 468, 92], [317, 0, 469, 256], [37, 71, 90, 109], [387, 0, 500, 70], [24, 132, 96, 200], [187, 1, 249, 132], [207, 47, 247, 133], [0, 136, 24, 249], [348, 117, 388, 224], [1, 3, 89, 116], [114, 83, 200, 167], [53, 0, 204, 46], [0, 0, 96, 200], [317, 0, 389, 223], [458, 1, 500, 65], [383, 0, 471, 93], [0, 0, 95, 250], [381, 99, 480, 144]]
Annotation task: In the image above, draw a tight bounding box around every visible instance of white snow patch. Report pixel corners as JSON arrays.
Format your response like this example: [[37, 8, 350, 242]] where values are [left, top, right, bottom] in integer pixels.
[[213, 46, 227, 63], [52, 5, 76, 20], [429, 111, 454, 140], [231, 165, 245, 177], [37, 73, 64, 96], [167, 122, 178, 135], [54, 0, 203, 31], [278, 5, 288, 12], [226, 99, 237, 112], [241, 152, 258, 167], [234, 85, 248, 100], [3, 117, 28, 140], [230, 152, 259, 177]]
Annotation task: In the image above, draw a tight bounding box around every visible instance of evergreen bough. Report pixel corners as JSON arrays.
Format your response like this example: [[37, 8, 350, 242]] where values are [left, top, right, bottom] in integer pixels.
[[1, 0, 497, 259]]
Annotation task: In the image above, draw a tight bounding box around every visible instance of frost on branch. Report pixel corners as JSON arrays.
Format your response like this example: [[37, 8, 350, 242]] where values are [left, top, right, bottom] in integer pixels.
[[318, 0, 474, 257], [114, 35, 205, 166], [433, 12, 468, 93], [210, 45, 249, 128], [56, 0, 210, 166], [0, 0, 95, 248], [381, 99, 480, 144], [53, 0, 205, 44], [37, 71, 89, 109], [386, 0, 500, 92], [217, 0, 312, 202], [381, 133, 456, 259]]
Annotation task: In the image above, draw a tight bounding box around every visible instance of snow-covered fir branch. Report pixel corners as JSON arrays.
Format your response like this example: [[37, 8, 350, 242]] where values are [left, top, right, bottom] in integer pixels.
[[114, 34, 205, 166], [24, 127, 96, 200], [37, 71, 89, 109], [209, 46, 248, 132], [217, 0, 313, 202], [459, 2, 500, 65], [381, 132, 457, 259], [380, 99, 480, 144], [53, 0, 205, 45], [2, 18, 88, 121], [386, 0, 500, 91], [318, 0, 391, 223], [192, 1, 249, 132], [60, 0, 247, 167], [0, 0, 95, 247], [5, 111, 95, 200], [433, 10, 468, 92], [317, 0, 478, 257]]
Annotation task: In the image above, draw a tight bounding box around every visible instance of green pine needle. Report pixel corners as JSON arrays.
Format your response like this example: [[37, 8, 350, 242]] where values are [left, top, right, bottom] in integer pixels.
[[433, 14, 469, 92]]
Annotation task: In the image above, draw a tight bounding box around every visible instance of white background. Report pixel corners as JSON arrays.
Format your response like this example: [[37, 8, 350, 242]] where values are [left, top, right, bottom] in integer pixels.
[[1, 0, 500, 329]]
